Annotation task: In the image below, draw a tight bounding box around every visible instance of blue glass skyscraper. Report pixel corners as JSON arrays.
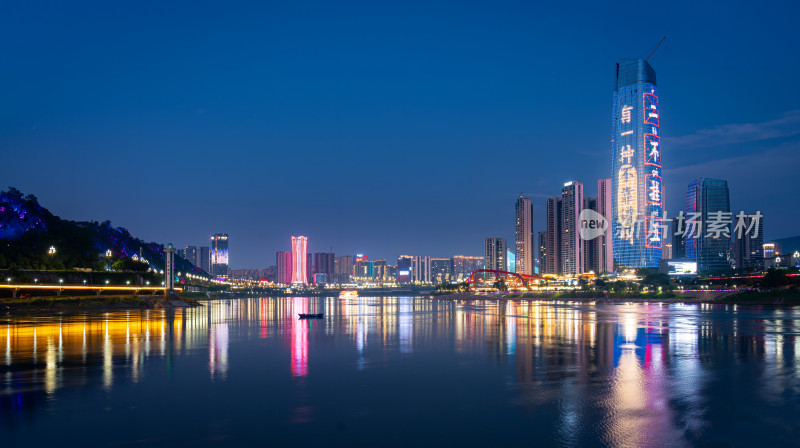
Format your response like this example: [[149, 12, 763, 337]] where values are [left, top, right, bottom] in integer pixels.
[[685, 178, 731, 273], [611, 59, 663, 269]]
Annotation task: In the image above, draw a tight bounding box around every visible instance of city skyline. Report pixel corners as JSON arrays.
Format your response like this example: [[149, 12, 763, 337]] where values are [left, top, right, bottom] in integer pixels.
[[2, 1, 799, 268]]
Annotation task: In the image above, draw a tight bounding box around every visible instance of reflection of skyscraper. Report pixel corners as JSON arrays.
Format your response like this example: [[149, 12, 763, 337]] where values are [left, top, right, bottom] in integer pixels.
[[276, 251, 292, 284], [611, 59, 663, 269], [211, 233, 229, 277], [685, 178, 731, 273], [291, 236, 308, 284], [561, 181, 584, 275], [514, 195, 534, 275], [484, 238, 507, 271]]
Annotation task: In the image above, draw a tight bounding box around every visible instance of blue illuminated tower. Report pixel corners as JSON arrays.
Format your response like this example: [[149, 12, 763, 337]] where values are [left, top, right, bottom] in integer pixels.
[[611, 59, 663, 269]]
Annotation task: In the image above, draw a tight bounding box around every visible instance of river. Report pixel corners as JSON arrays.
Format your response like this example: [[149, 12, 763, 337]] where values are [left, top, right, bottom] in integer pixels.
[[2, 297, 799, 447]]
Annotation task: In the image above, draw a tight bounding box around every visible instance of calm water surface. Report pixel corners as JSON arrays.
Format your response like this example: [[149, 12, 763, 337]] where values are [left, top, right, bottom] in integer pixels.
[[2, 297, 800, 447]]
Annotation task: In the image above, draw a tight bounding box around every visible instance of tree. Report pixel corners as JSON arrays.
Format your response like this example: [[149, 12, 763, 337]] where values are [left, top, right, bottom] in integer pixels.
[[761, 268, 788, 288]]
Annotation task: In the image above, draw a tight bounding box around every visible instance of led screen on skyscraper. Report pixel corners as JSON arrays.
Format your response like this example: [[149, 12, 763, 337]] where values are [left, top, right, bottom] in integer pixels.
[[611, 59, 663, 268]]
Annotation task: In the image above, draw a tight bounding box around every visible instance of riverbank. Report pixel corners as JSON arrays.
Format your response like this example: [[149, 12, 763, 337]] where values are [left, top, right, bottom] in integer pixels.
[[1, 294, 201, 314], [432, 290, 800, 305]]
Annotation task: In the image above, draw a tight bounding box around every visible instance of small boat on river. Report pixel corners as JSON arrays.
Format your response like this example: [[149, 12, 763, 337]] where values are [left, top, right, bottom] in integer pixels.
[[298, 313, 324, 319]]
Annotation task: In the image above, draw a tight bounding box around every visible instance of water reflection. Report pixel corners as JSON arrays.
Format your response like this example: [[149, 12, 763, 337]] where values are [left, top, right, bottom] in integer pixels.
[[1, 298, 800, 446]]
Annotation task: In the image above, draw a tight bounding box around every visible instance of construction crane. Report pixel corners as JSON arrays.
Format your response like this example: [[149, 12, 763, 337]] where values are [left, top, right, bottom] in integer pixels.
[[646, 36, 666, 61]]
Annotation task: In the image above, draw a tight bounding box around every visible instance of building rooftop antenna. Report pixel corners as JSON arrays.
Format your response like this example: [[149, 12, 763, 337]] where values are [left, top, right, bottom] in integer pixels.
[[646, 36, 666, 61]]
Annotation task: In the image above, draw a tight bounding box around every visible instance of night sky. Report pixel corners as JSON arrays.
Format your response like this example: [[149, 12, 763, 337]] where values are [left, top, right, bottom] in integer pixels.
[[2, 1, 799, 268]]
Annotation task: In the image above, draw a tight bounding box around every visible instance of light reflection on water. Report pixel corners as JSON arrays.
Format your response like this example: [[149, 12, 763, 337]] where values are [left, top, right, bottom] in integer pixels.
[[1, 297, 800, 446]]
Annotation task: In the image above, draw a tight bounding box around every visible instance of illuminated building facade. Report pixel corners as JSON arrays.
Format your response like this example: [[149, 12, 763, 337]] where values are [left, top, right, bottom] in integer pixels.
[[313, 252, 335, 282], [537, 230, 547, 275], [763, 242, 780, 259], [276, 251, 292, 284], [452, 255, 484, 281], [411, 256, 431, 283], [583, 196, 598, 273], [514, 194, 534, 275], [430, 257, 453, 283], [291, 236, 308, 284], [611, 59, 663, 268], [544, 197, 561, 274], [334, 255, 353, 283], [397, 255, 412, 283], [597, 178, 613, 272], [211, 233, 229, 277], [685, 178, 730, 273], [484, 237, 507, 272], [561, 181, 584, 275], [184, 246, 198, 267]]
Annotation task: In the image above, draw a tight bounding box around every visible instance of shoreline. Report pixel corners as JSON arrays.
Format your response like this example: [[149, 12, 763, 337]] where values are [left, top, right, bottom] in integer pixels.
[[432, 290, 800, 306], [1, 294, 201, 315], [4, 290, 800, 315]]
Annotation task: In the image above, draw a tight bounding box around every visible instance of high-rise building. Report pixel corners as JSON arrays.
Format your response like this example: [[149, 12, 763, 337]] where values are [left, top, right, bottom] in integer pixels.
[[397, 255, 413, 283], [506, 250, 516, 273], [313, 252, 335, 281], [685, 178, 730, 273], [184, 246, 199, 267], [763, 242, 781, 259], [514, 194, 534, 275], [334, 255, 353, 283], [430, 257, 453, 283], [583, 196, 599, 273], [663, 243, 673, 260], [561, 181, 584, 275], [611, 58, 664, 269], [597, 178, 613, 273], [211, 233, 229, 277], [537, 231, 547, 276], [733, 214, 764, 271], [411, 256, 431, 283], [544, 197, 562, 274], [291, 236, 308, 284], [199, 246, 211, 273], [484, 238, 507, 272], [306, 253, 313, 284], [671, 223, 686, 259], [452, 255, 483, 281], [276, 251, 292, 284]]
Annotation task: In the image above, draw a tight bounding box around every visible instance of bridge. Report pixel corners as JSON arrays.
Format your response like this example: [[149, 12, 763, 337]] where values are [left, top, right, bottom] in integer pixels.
[[465, 269, 542, 291], [0, 284, 182, 299]]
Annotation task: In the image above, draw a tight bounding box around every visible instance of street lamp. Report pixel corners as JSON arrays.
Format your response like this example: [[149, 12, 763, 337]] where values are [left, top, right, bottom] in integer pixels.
[[34, 278, 38, 285], [126, 280, 130, 285], [83, 280, 87, 286], [48, 246, 56, 255], [105, 280, 109, 286], [59, 279, 63, 286], [6, 277, 10, 284]]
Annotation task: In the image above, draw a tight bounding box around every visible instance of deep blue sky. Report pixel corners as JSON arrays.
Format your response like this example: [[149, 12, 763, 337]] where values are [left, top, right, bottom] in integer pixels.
[[2, 1, 799, 268]]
